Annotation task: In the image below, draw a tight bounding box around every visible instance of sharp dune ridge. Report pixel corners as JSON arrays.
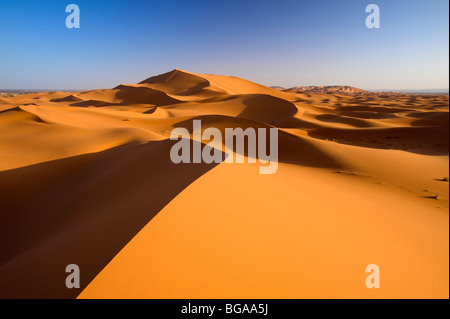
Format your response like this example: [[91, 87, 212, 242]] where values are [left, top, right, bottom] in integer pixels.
[[0, 69, 448, 298]]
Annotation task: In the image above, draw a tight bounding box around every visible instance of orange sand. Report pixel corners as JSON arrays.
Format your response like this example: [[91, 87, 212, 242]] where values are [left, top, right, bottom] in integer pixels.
[[0, 69, 448, 298]]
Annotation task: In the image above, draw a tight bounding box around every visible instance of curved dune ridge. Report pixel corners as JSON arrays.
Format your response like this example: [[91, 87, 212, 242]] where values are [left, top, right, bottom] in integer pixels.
[[0, 69, 448, 298]]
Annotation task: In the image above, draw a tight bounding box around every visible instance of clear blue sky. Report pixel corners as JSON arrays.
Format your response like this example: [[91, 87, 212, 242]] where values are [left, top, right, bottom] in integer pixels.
[[0, 0, 448, 90]]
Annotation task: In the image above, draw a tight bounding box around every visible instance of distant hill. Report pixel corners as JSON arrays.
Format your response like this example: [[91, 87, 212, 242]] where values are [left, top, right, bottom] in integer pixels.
[[371, 89, 449, 94], [271, 86, 449, 96], [272, 85, 369, 95], [270, 86, 286, 91]]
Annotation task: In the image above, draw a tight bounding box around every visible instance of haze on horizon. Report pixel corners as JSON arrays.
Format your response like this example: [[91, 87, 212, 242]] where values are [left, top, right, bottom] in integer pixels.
[[0, 0, 448, 91]]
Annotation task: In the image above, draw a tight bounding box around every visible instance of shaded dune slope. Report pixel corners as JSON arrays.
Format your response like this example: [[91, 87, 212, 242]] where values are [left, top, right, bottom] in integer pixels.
[[0, 140, 221, 298]]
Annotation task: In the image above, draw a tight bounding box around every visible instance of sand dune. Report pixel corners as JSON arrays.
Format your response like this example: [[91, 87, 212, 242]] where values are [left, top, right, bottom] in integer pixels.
[[0, 69, 448, 298]]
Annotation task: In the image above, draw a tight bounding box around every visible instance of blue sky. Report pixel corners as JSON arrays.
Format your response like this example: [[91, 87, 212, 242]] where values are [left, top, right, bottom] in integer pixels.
[[0, 0, 448, 90]]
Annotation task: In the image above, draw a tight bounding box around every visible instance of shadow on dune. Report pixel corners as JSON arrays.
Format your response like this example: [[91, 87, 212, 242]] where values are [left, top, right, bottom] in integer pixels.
[[50, 95, 84, 103], [308, 126, 449, 156], [173, 115, 342, 168], [335, 105, 415, 114], [114, 85, 182, 106], [238, 94, 298, 126], [70, 100, 121, 107], [315, 114, 373, 128], [338, 111, 398, 120], [63, 85, 183, 108], [0, 140, 221, 298], [139, 69, 212, 96], [407, 112, 450, 127], [237, 95, 322, 130]]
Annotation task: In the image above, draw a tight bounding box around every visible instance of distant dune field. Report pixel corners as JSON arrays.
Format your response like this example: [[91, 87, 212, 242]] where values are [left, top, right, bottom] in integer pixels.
[[0, 69, 448, 298]]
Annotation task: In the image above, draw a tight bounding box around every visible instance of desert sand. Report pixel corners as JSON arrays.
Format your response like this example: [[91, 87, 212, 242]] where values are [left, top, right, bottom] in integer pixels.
[[0, 69, 448, 298]]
